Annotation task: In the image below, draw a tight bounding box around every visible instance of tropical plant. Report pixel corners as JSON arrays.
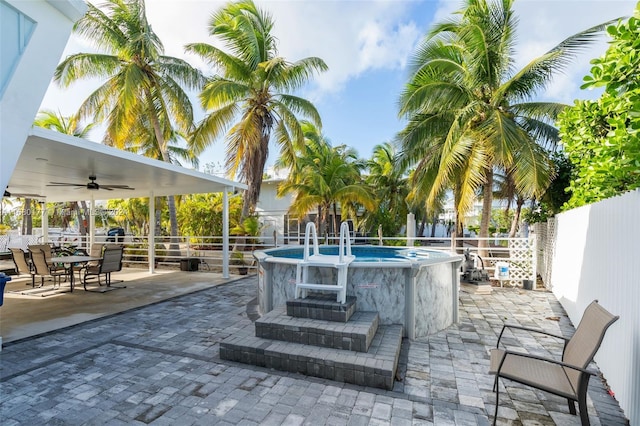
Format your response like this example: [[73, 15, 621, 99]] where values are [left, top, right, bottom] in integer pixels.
[[558, 6, 640, 209], [362, 142, 409, 236], [177, 193, 243, 244], [54, 0, 204, 247], [398, 0, 615, 253], [34, 109, 94, 138], [107, 198, 150, 235], [185, 0, 328, 223], [276, 122, 374, 238]]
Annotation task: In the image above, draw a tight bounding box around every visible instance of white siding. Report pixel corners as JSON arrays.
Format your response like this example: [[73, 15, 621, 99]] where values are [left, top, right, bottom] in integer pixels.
[[550, 189, 640, 424], [1, 0, 84, 195]]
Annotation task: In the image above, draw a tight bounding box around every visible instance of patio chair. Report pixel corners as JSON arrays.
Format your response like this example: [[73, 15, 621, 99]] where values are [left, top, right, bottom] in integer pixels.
[[489, 300, 619, 425], [83, 245, 125, 291], [28, 244, 68, 275], [10, 247, 36, 287], [77, 243, 104, 280], [30, 248, 67, 289]]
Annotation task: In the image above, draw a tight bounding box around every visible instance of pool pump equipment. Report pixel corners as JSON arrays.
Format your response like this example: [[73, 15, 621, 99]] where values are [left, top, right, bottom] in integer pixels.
[[460, 249, 491, 286]]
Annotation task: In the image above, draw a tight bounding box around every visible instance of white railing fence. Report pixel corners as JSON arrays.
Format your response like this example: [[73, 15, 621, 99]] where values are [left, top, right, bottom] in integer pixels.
[[535, 189, 639, 425], [3, 231, 535, 284]]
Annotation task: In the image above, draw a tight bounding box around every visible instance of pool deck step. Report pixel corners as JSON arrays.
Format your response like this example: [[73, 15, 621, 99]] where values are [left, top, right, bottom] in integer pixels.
[[255, 307, 379, 352], [286, 293, 357, 323], [220, 322, 402, 390]]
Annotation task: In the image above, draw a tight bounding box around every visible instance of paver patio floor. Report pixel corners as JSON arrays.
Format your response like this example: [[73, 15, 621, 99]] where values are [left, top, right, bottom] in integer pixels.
[[0, 276, 628, 425]]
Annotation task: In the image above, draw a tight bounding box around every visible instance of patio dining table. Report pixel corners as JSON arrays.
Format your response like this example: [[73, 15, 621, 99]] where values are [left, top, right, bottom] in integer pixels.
[[53, 255, 101, 293]]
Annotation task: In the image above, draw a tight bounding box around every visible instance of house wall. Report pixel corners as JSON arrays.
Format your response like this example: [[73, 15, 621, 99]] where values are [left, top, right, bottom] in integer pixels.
[[255, 179, 294, 244], [549, 189, 639, 424], [0, 0, 85, 196]]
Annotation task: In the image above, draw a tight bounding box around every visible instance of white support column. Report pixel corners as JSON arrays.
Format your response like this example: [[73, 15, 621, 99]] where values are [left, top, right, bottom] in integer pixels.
[[222, 187, 230, 279], [89, 196, 95, 248], [41, 200, 48, 243], [148, 192, 155, 274]]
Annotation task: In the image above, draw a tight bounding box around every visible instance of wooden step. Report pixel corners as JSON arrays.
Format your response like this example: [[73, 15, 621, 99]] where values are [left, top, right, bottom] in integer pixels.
[[256, 307, 379, 352]]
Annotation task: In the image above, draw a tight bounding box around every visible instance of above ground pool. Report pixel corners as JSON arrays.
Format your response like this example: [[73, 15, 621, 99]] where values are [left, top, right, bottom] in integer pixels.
[[254, 245, 463, 339]]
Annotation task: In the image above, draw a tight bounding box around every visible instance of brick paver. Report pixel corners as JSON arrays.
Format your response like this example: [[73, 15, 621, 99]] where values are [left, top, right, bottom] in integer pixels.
[[0, 277, 628, 425]]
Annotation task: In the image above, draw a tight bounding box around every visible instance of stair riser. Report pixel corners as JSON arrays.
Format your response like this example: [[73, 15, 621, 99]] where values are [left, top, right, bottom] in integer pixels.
[[286, 294, 357, 322], [255, 314, 378, 352]]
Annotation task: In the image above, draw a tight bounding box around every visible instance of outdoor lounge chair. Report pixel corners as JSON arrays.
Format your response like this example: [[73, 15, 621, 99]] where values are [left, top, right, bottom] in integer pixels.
[[30, 248, 67, 289], [489, 300, 618, 425], [83, 245, 124, 291], [10, 247, 36, 287]]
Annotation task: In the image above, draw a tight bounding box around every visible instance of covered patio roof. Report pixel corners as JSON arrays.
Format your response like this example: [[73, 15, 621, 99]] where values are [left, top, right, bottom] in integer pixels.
[[6, 126, 246, 202], [5, 126, 247, 278]]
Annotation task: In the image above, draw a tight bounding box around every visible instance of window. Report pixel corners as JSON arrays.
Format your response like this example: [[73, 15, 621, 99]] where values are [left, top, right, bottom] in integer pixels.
[[1, 1, 36, 99]]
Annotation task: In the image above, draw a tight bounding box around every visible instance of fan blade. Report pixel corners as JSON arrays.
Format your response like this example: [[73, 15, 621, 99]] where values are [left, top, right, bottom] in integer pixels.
[[47, 182, 84, 187], [102, 185, 135, 190], [8, 192, 45, 198]]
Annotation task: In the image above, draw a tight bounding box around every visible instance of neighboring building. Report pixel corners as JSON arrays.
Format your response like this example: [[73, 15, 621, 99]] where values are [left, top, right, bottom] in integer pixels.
[[255, 177, 295, 245], [0, 0, 86, 196]]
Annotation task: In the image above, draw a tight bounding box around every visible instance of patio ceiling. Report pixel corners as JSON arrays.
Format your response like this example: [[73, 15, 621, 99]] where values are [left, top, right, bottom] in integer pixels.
[[6, 127, 246, 202]]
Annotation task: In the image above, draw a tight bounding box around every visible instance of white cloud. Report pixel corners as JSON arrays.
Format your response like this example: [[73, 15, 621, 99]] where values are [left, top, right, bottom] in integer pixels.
[[264, 1, 423, 97]]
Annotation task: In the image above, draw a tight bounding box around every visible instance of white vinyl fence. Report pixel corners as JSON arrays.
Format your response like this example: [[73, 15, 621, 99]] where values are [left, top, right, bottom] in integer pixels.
[[538, 189, 639, 425]]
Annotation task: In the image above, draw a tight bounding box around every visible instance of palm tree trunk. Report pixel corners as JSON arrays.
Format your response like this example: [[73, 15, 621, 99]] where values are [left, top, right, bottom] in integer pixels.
[[22, 198, 33, 235], [148, 95, 180, 255], [479, 170, 493, 258], [452, 186, 464, 252], [332, 203, 338, 241], [235, 134, 269, 251], [509, 196, 525, 238]]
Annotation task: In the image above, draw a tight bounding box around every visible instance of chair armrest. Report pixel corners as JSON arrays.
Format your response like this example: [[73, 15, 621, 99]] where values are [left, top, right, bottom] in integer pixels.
[[496, 323, 569, 348], [495, 350, 598, 376]]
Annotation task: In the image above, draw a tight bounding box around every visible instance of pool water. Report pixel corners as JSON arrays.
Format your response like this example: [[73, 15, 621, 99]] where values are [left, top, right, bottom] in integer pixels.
[[266, 246, 449, 262]]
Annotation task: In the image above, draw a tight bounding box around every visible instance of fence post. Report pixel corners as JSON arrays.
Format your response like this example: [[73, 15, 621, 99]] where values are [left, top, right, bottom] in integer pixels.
[[407, 213, 415, 247], [530, 234, 537, 283]]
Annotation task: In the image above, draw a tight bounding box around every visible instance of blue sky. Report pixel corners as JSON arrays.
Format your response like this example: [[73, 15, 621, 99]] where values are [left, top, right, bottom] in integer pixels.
[[40, 0, 637, 176]]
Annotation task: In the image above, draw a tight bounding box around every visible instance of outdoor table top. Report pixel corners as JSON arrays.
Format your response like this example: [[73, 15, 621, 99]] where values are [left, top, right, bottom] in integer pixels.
[[51, 256, 102, 292]]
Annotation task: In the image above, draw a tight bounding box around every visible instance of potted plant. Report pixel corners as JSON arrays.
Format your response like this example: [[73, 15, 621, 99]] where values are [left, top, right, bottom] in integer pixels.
[[231, 251, 248, 275]]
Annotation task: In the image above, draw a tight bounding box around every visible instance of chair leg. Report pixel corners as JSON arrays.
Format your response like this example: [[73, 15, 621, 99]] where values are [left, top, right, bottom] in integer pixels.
[[577, 393, 590, 425], [493, 377, 500, 425], [568, 398, 576, 415]]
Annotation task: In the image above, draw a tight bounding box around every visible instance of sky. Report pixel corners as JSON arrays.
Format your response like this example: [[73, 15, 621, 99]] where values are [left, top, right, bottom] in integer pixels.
[[40, 0, 638, 177]]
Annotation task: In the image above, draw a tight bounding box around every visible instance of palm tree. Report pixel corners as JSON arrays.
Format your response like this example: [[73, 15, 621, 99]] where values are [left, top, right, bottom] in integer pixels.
[[185, 0, 328, 222], [34, 109, 94, 137], [276, 122, 374, 239], [54, 0, 204, 244], [34, 110, 96, 236], [398, 0, 614, 252], [363, 142, 409, 236]]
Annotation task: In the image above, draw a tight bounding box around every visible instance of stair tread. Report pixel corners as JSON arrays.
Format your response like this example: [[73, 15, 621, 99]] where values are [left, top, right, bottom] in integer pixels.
[[301, 254, 354, 267], [256, 308, 379, 352], [259, 307, 377, 331], [296, 282, 343, 289]]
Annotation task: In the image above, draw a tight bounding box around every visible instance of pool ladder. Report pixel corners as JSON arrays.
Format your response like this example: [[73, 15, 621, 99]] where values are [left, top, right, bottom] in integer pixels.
[[295, 222, 354, 304]]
